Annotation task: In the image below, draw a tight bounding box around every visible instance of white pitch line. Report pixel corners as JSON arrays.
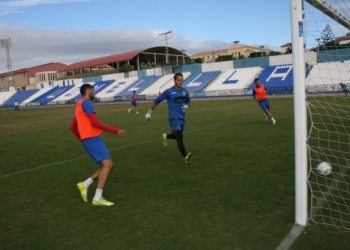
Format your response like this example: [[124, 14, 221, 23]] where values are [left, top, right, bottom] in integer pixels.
[[275, 225, 305, 250], [0, 114, 260, 179]]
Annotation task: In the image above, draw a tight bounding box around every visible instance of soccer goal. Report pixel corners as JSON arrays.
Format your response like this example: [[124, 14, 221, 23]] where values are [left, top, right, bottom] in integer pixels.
[[292, 0, 350, 231]]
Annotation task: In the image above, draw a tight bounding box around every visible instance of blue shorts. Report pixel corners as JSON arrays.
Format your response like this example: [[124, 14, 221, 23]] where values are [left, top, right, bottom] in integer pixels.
[[131, 101, 137, 107], [82, 136, 110, 164], [343, 89, 348, 93], [258, 99, 270, 111], [169, 118, 185, 132]]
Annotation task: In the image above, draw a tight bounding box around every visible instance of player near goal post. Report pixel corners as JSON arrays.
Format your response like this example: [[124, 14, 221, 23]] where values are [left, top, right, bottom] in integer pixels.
[[145, 72, 192, 165], [252, 78, 276, 125], [339, 83, 348, 97]]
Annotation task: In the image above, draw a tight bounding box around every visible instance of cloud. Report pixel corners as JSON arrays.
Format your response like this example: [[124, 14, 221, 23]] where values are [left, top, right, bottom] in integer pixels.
[[0, 24, 225, 73], [0, 0, 92, 15]]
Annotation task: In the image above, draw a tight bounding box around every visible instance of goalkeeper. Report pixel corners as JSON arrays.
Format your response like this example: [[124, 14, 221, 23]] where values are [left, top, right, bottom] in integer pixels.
[[145, 72, 192, 165]]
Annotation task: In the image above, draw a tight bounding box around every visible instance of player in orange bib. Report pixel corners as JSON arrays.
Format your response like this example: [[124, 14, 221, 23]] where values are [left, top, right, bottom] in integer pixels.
[[70, 84, 127, 206], [252, 78, 276, 125]]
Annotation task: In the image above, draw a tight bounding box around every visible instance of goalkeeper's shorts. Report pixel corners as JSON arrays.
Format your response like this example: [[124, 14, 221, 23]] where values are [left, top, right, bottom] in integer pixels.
[[258, 99, 270, 111], [169, 118, 185, 132]]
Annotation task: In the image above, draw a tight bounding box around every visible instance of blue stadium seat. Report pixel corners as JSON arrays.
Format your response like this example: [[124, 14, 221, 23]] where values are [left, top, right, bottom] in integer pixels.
[[5, 89, 39, 107], [183, 71, 221, 92], [30, 85, 75, 104], [73, 79, 115, 99], [117, 76, 161, 96], [248, 64, 293, 93]]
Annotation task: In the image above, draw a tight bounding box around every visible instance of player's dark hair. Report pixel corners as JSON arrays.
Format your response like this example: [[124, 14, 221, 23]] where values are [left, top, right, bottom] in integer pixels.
[[174, 72, 183, 81], [80, 84, 93, 96], [254, 78, 259, 83]]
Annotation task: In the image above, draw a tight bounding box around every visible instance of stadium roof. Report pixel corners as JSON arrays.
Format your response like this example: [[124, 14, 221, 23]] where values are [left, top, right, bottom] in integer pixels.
[[57, 47, 189, 73], [58, 49, 145, 72]]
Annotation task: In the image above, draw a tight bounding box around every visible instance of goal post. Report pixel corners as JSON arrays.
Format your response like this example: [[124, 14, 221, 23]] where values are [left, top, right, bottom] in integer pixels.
[[292, 0, 350, 231], [290, 0, 308, 226]]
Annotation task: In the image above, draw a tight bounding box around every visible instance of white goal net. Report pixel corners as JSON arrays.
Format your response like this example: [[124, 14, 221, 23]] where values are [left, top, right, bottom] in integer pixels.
[[304, 0, 350, 231]]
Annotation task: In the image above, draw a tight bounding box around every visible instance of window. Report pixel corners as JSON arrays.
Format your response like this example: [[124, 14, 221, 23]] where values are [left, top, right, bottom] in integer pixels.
[[40, 83, 44, 89]]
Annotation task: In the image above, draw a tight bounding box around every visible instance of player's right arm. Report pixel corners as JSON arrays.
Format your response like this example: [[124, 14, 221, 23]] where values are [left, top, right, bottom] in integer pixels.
[[145, 90, 168, 121]]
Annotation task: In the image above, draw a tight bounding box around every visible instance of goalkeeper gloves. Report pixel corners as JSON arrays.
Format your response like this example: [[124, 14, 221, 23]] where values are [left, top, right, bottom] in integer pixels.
[[145, 109, 152, 121], [181, 105, 189, 113]]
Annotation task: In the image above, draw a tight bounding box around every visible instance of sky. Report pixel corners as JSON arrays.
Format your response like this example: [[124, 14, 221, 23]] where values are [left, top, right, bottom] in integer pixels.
[[0, 0, 321, 73]]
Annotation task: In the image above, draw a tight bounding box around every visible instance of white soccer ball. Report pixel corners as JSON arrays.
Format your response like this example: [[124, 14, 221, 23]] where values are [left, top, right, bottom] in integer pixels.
[[316, 162, 332, 176]]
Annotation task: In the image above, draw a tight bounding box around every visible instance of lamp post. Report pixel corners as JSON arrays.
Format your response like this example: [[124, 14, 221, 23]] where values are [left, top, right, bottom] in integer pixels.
[[159, 31, 172, 64], [233, 41, 239, 60], [181, 49, 186, 66], [259, 45, 265, 57], [316, 38, 320, 52]]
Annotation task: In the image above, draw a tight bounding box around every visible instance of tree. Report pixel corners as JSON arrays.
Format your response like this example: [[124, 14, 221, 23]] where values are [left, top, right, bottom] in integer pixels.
[[284, 47, 292, 54], [215, 55, 233, 62], [193, 58, 203, 64], [319, 24, 335, 45], [118, 64, 133, 72], [269, 51, 282, 56]]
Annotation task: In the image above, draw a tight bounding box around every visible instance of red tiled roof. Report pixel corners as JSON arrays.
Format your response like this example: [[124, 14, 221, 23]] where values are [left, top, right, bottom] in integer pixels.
[[58, 49, 146, 72], [0, 62, 67, 78]]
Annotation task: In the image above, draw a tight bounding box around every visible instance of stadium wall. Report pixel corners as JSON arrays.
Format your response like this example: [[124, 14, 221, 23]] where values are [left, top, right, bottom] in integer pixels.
[[234, 57, 269, 69], [172, 64, 201, 74], [82, 75, 102, 83], [201, 61, 233, 72], [317, 48, 350, 63]]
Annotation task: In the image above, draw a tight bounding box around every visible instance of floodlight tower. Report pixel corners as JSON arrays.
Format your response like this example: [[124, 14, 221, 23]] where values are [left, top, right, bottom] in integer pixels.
[[0, 37, 16, 91], [159, 31, 172, 64]]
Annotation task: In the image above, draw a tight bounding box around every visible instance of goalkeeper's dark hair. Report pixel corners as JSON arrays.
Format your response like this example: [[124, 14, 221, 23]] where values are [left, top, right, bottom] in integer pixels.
[[174, 72, 183, 81], [80, 84, 93, 96]]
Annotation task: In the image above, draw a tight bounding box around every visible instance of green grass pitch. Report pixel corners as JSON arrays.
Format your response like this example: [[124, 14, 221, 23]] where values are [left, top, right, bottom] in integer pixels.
[[0, 98, 348, 249]]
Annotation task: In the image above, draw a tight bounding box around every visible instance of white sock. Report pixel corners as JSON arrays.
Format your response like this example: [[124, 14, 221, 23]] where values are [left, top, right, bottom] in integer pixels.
[[271, 117, 275, 122], [93, 189, 103, 201], [83, 177, 93, 188]]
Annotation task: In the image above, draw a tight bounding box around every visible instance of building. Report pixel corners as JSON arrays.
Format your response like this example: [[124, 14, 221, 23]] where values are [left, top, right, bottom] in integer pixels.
[[57, 46, 192, 79], [0, 63, 67, 91], [280, 43, 292, 54], [190, 43, 271, 63]]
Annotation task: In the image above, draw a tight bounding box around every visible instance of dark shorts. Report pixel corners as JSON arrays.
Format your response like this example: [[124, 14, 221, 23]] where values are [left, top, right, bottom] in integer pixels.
[[343, 89, 348, 93], [131, 101, 137, 107], [169, 118, 185, 132], [82, 136, 110, 164], [258, 99, 270, 111]]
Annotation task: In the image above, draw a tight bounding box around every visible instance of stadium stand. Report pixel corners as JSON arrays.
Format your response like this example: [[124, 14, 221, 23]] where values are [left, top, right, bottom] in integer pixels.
[[247, 64, 294, 92], [73, 80, 115, 100], [205, 67, 262, 91], [96, 77, 138, 98], [0, 91, 16, 106], [50, 84, 85, 102], [156, 72, 192, 94], [21, 88, 54, 106], [30, 85, 75, 104], [306, 61, 350, 86], [183, 71, 221, 92], [5, 89, 39, 107], [117, 75, 161, 96], [141, 74, 174, 95]]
